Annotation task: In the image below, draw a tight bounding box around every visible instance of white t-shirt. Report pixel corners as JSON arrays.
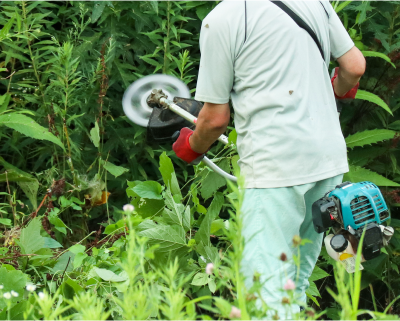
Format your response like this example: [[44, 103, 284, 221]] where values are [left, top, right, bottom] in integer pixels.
[[195, 0, 354, 188]]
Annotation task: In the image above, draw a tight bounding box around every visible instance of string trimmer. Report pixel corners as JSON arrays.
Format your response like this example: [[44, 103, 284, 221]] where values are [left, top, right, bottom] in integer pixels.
[[122, 75, 394, 271], [122, 74, 236, 182]]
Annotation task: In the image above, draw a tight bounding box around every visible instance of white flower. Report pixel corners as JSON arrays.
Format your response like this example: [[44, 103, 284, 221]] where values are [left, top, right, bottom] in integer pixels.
[[0, 285, 3, 290], [26, 284, 36, 292], [38, 292, 45, 299], [123, 204, 134, 212], [3, 292, 11, 299], [205, 263, 214, 275], [11, 290, 19, 297], [283, 278, 296, 291], [229, 306, 241, 319]]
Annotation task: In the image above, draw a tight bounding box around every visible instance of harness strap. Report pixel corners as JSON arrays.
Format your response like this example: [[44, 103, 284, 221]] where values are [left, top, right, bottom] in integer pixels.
[[271, 1, 326, 62]]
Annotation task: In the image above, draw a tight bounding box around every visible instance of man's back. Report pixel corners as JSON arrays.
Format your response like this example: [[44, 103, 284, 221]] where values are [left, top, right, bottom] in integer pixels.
[[195, 1, 354, 188]]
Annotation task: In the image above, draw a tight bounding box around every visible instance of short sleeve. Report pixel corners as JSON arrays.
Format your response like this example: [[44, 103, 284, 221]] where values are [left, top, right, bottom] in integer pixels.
[[194, 13, 234, 104], [328, 8, 354, 59]]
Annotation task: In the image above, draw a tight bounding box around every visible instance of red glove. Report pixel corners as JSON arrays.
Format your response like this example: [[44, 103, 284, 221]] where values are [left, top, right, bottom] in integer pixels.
[[172, 127, 204, 164], [331, 67, 359, 99]]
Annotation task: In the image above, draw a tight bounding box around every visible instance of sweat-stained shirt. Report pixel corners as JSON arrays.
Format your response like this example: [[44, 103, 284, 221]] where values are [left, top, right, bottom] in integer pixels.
[[194, 1, 354, 188]]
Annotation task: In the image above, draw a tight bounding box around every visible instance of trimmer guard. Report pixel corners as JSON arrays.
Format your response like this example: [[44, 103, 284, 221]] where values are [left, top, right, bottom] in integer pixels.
[[147, 97, 203, 143]]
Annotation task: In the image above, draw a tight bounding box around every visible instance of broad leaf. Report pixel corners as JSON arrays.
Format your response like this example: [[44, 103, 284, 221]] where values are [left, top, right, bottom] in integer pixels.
[[195, 193, 224, 247], [200, 159, 230, 200], [91, 1, 106, 23], [0, 267, 28, 310], [104, 161, 129, 177], [18, 180, 39, 209], [90, 121, 100, 148], [309, 265, 330, 282], [355, 90, 392, 115], [159, 152, 182, 199], [345, 129, 396, 148], [52, 252, 75, 274], [0, 218, 11, 226], [343, 165, 400, 186], [19, 217, 45, 254], [191, 272, 209, 286], [0, 113, 65, 149], [138, 225, 187, 252], [94, 267, 128, 282], [132, 181, 162, 200], [43, 237, 63, 249]]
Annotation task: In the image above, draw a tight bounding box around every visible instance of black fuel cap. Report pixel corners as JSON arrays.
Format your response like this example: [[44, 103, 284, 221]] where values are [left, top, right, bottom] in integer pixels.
[[330, 234, 348, 253]]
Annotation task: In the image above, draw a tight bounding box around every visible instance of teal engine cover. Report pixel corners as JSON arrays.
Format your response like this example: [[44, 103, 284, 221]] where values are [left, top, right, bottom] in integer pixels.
[[329, 181, 389, 230]]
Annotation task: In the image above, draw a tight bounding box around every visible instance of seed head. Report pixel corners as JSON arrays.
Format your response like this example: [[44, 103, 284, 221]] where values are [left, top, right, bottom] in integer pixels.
[[280, 252, 287, 261], [292, 235, 302, 246]]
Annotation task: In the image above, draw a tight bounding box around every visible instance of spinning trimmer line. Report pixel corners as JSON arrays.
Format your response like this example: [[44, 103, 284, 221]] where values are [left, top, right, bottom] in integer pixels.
[[122, 74, 237, 183]]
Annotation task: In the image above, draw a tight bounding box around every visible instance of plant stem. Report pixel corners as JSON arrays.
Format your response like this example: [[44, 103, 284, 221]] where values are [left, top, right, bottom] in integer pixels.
[[5, 171, 16, 225], [369, 283, 378, 312], [163, 1, 171, 74]]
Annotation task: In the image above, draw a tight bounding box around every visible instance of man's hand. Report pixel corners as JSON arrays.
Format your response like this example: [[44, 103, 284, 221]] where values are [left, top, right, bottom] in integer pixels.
[[332, 46, 366, 99], [172, 128, 204, 164]]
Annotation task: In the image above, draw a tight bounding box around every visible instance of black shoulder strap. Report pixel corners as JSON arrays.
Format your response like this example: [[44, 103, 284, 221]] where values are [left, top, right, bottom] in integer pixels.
[[271, 1, 326, 62]]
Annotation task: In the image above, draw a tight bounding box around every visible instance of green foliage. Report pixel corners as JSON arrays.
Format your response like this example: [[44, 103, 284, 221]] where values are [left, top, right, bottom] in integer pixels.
[[0, 113, 64, 150], [0, 0, 400, 319], [345, 129, 397, 148]]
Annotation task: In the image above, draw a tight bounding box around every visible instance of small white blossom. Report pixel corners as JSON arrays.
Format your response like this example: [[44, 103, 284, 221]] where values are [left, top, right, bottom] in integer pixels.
[[11, 290, 18, 297], [205, 263, 214, 275], [0, 285, 3, 290], [123, 204, 134, 212], [26, 284, 36, 292], [38, 292, 45, 299], [3, 292, 11, 299], [229, 306, 241, 319]]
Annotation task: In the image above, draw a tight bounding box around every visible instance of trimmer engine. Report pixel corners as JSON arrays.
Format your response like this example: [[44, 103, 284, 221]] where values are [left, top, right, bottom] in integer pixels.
[[312, 181, 393, 261]]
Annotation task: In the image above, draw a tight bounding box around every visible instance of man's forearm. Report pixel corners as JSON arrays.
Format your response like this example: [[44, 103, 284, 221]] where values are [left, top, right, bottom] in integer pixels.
[[334, 46, 366, 97], [189, 102, 230, 154], [333, 69, 361, 97]]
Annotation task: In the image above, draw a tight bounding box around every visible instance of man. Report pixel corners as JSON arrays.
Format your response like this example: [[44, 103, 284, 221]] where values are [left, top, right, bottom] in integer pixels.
[[173, 1, 365, 318]]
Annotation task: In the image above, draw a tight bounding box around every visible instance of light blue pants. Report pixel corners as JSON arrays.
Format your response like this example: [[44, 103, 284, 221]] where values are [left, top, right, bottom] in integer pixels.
[[241, 174, 343, 319]]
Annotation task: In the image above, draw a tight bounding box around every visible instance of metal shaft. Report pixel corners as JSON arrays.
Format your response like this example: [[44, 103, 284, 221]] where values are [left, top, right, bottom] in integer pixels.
[[160, 97, 229, 145]]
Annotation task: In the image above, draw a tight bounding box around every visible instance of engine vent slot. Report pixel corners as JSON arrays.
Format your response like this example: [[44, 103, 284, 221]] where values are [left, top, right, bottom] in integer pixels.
[[379, 210, 389, 220], [350, 196, 374, 224], [372, 194, 385, 212]]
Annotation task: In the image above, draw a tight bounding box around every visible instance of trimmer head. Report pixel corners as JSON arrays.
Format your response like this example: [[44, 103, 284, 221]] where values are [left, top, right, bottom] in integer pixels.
[[122, 74, 191, 127]]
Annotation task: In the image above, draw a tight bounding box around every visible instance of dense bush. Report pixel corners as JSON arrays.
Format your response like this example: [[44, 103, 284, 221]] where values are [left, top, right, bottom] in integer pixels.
[[0, 1, 400, 319]]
